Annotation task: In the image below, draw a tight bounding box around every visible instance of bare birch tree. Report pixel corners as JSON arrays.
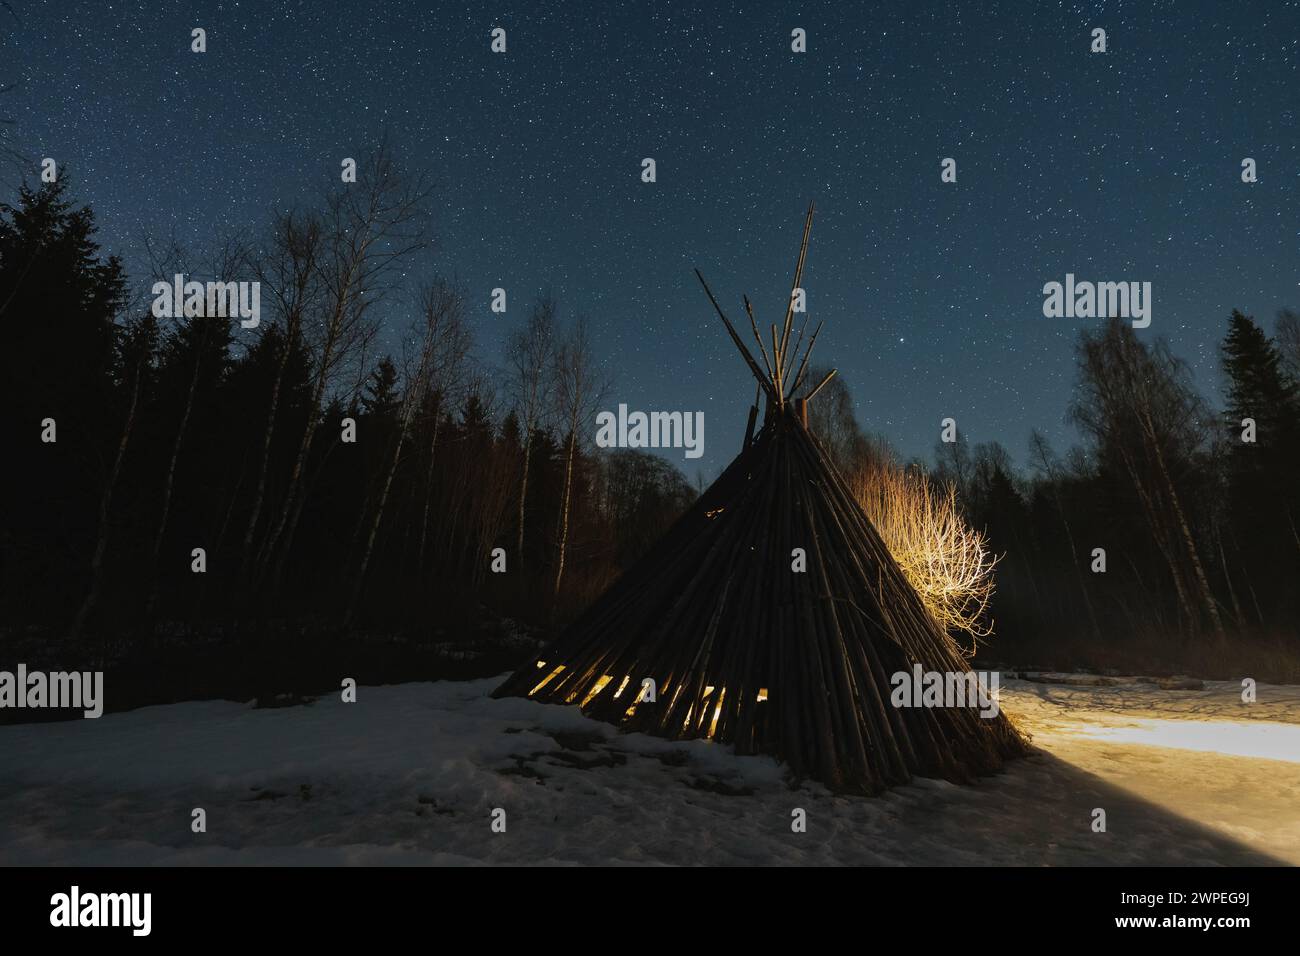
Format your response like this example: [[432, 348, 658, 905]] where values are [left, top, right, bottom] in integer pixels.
[[349, 279, 470, 620], [1070, 319, 1226, 641], [506, 293, 557, 567], [146, 233, 247, 618], [551, 315, 610, 598], [71, 314, 157, 643], [241, 210, 322, 575], [414, 285, 474, 571], [256, 141, 432, 584]]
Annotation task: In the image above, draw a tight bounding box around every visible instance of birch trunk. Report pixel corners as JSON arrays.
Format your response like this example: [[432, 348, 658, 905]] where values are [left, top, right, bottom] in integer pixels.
[[1144, 410, 1227, 642], [516, 432, 532, 565], [417, 411, 443, 570], [146, 347, 201, 618], [552, 429, 576, 598], [347, 426, 411, 622], [72, 357, 144, 642], [241, 331, 292, 571]]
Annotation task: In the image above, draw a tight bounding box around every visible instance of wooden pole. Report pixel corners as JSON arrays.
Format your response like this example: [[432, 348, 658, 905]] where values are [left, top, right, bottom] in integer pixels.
[[779, 202, 816, 365], [743, 294, 777, 392], [806, 367, 837, 403], [789, 321, 824, 395], [694, 268, 777, 403]]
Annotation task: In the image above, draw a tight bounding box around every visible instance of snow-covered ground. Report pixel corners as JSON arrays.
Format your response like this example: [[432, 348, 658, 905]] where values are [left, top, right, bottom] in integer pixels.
[[1, 675, 1296, 865]]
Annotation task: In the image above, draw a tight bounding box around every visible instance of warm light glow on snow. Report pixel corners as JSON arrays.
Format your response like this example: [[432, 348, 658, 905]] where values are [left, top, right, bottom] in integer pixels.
[[1071, 718, 1300, 763]]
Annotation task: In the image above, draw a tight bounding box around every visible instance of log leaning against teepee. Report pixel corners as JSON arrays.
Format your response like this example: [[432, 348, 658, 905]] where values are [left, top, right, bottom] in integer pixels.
[[493, 203, 1028, 795]]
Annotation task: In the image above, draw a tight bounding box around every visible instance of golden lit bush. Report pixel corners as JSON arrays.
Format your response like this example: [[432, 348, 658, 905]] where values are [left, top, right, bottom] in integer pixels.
[[847, 459, 999, 651]]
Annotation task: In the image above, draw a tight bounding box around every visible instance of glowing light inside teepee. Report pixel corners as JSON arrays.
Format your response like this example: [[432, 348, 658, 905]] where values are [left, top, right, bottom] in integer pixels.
[[580, 675, 614, 708], [528, 664, 565, 697]]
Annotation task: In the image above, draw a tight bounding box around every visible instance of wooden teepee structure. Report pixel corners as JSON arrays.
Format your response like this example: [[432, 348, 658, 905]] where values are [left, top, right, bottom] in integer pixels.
[[494, 204, 1027, 794]]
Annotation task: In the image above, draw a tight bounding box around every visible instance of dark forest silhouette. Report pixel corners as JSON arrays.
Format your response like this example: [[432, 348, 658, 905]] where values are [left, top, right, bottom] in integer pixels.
[[808, 314, 1300, 679], [2, 169, 1298, 712], [0, 173, 694, 705]]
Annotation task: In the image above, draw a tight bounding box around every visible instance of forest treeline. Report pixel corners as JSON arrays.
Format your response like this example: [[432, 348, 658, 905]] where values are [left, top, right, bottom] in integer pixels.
[[2, 160, 1297, 681], [810, 309, 1300, 677], [0, 166, 694, 661]]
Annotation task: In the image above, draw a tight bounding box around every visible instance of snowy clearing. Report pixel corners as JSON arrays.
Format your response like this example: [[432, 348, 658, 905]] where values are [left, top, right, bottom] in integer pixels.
[[0, 676, 1296, 865]]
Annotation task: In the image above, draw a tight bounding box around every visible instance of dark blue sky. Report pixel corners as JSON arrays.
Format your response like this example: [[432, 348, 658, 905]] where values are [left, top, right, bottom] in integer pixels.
[[7, 0, 1299, 477]]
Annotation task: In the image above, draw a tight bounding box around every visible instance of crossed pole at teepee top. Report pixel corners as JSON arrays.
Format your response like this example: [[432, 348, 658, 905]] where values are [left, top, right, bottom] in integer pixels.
[[694, 202, 837, 422]]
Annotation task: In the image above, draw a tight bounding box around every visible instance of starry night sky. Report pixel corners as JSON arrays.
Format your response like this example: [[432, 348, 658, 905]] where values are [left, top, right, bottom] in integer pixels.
[[6, 0, 1299, 477]]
